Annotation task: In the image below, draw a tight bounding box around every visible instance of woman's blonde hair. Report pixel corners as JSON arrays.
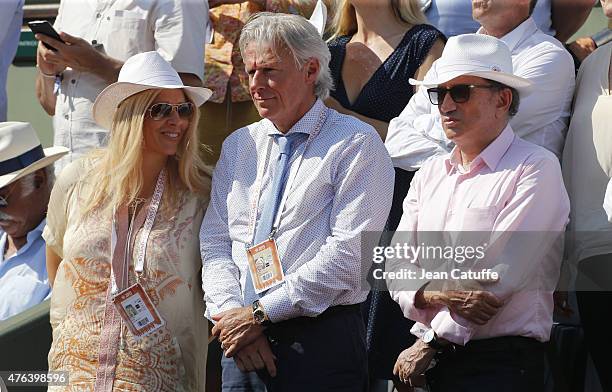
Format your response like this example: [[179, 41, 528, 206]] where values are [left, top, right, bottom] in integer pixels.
[[82, 89, 211, 216], [330, 0, 427, 38]]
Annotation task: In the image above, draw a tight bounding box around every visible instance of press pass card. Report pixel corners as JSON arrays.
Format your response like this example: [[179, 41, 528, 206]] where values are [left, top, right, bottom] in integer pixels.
[[246, 239, 285, 293], [113, 283, 165, 339]]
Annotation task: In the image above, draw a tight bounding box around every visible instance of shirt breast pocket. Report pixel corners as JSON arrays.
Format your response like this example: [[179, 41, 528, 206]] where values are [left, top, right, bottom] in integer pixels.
[[105, 10, 149, 58], [459, 206, 499, 232]]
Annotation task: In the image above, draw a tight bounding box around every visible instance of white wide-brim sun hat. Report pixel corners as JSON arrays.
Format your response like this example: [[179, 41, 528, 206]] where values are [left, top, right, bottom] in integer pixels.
[[409, 34, 533, 97], [93, 51, 213, 130], [0, 122, 68, 189]]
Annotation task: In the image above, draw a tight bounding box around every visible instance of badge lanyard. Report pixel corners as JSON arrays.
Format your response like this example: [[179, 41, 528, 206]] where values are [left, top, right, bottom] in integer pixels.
[[95, 168, 166, 392], [110, 168, 166, 295], [246, 107, 329, 247]]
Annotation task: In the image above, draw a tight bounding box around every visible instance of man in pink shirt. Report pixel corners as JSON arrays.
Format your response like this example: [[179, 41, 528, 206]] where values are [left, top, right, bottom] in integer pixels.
[[387, 34, 570, 391]]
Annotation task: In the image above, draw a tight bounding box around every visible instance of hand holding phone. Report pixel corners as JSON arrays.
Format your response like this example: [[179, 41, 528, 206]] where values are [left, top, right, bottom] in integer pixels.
[[29, 20, 65, 51]]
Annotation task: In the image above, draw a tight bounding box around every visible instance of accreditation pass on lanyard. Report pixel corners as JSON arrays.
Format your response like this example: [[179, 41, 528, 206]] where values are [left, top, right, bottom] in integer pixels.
[[246, 107, 329, 294], [110, 169, 166, 339]]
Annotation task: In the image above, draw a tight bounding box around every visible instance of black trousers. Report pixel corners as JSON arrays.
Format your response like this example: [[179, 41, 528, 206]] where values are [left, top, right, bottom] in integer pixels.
[[576, 253, 612, 392], [426, 337, 546, 392], [257, 305, 368, 392]]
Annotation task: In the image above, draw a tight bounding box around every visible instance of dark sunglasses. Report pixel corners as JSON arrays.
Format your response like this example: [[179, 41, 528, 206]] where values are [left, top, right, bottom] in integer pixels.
[[427, 84, 498, 105], [147, 102, 194, 120]]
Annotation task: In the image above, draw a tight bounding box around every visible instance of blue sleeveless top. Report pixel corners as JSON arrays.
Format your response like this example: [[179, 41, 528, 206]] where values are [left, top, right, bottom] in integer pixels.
[[329, 23, 446, 381], [328, 24, 444, 123]]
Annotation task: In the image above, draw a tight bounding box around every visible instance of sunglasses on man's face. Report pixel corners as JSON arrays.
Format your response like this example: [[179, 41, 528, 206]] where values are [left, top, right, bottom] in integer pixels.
[[426, 84, 498, 105], [147, 102, 194, 121]]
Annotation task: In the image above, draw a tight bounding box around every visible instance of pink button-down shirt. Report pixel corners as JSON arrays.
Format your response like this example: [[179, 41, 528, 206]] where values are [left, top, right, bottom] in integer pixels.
[[390, 125, 570, 345]]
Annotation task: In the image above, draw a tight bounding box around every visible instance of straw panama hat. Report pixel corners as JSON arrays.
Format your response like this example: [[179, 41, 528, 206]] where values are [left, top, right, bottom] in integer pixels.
[[93, 51, 213, 130], [0, 122, 68, 189], [409, 34, 533, 97]]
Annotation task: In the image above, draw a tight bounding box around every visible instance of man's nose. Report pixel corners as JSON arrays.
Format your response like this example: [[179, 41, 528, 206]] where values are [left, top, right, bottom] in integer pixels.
[[439, 90, 457, 114], [250, 70, 266, 89]]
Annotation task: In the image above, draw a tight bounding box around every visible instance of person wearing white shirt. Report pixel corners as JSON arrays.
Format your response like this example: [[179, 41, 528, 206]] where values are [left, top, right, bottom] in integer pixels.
[[422, 0, 595, 43], [34, 0, 207, 174], [200, 13, 394, 391], [385, 0, 574, 173], [562, 2, 612, 388], [0, 122, 67, 321], [0, 0, 23, 122]]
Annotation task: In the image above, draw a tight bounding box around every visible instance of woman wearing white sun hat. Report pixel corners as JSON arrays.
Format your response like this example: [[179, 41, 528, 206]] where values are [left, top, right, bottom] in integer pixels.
[[42, 51, 213, 391]]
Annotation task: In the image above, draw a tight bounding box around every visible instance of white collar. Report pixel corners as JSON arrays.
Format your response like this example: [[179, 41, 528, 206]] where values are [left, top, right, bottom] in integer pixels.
[[477, 17, 538, 53]]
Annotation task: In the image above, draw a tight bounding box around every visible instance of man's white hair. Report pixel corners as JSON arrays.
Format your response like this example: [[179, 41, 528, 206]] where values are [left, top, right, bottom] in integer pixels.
[[239, 12, 334, 100]]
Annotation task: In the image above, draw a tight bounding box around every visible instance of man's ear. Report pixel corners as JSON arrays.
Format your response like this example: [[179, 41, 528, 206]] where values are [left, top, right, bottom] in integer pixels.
[[304, 58, 320, 84], [496, 88, 513, 117], [33, 168, 47, 189]]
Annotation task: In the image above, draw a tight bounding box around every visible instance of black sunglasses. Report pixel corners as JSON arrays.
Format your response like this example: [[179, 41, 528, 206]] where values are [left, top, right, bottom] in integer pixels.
[[427, 84, 498, 105], [147, 102, 194, 120]]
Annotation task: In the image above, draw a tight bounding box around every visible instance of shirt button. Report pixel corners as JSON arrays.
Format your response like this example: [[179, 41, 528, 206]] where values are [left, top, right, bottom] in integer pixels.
[[107, 16, 110, 21], [96, 13, 101, 18], [70, 79, 76, 84], [64, 115, 69, 120]]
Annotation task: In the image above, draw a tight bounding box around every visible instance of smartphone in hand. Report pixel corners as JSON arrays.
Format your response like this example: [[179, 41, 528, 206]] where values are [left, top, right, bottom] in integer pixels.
[[28, 20, 65, 51]]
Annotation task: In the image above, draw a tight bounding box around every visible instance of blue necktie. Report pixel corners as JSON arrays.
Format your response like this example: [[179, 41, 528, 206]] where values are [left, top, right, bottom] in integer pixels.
[[244, 134, 297, 305]]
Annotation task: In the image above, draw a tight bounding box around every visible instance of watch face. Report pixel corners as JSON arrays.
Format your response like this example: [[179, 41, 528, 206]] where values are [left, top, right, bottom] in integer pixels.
[[253, 309, 265, 323]]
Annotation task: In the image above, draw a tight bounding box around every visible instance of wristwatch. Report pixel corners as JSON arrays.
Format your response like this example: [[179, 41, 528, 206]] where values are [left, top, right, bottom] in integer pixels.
[[252, 300, 270, 325], [422, 329, 445, 351]]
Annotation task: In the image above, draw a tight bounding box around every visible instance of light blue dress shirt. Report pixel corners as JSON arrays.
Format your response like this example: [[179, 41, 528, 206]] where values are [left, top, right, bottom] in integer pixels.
[[200, 99, 395, 323], [0, 219, 50, 321]]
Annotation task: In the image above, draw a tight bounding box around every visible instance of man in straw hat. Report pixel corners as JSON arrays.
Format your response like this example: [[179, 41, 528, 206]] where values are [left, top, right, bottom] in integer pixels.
[[0, 122, 67, 320], [386, 34, 569, 390], [200, 12, 393, 391]]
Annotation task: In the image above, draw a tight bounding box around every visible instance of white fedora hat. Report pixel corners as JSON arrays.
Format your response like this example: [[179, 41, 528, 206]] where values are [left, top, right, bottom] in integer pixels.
[[0, 122, 68, 189], [93, 51, 213, 130], [410, 34, 533, 96]]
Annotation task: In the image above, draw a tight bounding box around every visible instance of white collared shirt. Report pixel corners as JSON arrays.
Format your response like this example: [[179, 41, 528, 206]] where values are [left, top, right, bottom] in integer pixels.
[[200, 99, 394, 323], [0, 219, 49, 321], [385, 17, 575, 170], [424, 0, 556, 38], [0, 0, 23, 122], [52, 0, 207, 173]]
